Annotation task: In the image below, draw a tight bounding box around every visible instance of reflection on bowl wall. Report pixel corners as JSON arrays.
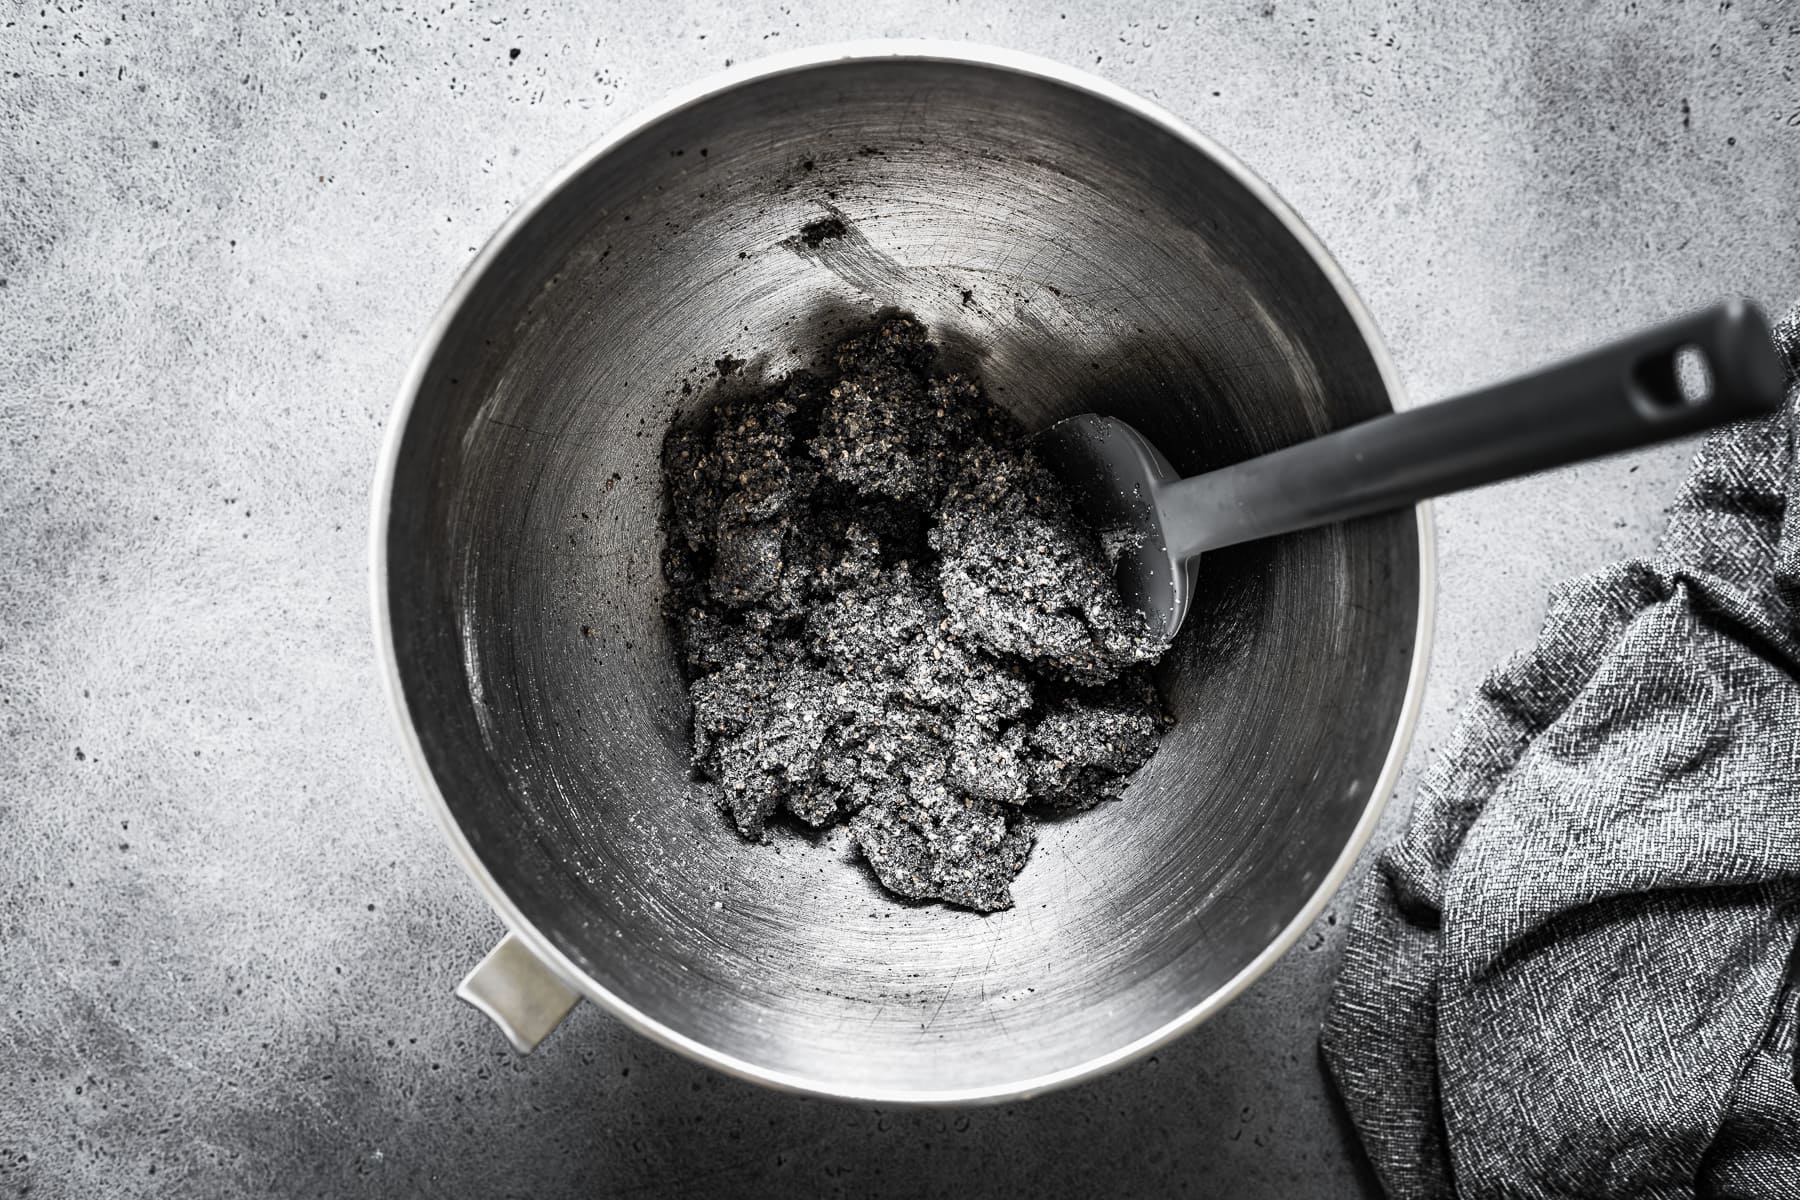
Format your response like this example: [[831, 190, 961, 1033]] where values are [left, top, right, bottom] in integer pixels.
[[374, 44, 1431, 1104]]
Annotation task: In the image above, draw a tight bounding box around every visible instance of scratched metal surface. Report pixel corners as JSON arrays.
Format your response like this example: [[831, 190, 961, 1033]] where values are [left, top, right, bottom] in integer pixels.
[[382, 53, 1421, 1099], [5, 1, 1799, 1196]]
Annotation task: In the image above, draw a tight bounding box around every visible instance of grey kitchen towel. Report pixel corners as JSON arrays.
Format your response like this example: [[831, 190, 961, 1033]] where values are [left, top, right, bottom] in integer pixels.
[[1322, 305, 1800, 1200]]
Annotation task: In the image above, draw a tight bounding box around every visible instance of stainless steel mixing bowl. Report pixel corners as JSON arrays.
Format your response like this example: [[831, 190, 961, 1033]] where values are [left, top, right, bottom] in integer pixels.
[[371, 42, 1432, 1103]]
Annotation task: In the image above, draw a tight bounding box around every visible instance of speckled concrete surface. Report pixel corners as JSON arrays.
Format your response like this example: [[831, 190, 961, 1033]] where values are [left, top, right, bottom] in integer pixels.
[[3, 2, 1797, 1196]]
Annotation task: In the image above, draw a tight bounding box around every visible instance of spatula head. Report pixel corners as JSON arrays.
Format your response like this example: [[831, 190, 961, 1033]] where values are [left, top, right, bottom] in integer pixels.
[[1032, 413, 1196, 640]]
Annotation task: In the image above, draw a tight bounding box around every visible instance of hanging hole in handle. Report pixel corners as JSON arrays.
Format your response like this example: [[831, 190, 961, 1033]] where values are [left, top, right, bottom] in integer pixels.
[[1674, 345, 1714, 405], [1635, 344, 1714, 412]]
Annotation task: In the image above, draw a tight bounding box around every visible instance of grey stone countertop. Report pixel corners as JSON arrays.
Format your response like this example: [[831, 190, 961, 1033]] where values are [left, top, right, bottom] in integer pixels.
[[4, 2, 1797, 1196]]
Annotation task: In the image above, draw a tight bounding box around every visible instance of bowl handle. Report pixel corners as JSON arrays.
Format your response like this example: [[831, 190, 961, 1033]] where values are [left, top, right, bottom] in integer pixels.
[[455, 932, 581, 1054]]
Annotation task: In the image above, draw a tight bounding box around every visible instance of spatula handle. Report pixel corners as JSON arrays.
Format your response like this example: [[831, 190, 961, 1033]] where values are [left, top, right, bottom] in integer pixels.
[[1164, 301, 1790, 559]]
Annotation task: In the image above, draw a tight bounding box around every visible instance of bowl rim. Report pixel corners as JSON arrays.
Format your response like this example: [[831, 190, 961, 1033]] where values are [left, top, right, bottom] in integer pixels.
[[368, 38, 1438, 1106]]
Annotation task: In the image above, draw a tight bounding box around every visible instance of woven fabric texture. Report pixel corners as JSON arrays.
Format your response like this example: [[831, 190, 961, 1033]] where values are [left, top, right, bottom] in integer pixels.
[[1322, 307, 1800, 1199]]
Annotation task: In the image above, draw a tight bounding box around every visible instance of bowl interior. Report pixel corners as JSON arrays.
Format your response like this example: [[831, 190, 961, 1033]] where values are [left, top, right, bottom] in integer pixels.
[[383, 55, 1422, 1099]]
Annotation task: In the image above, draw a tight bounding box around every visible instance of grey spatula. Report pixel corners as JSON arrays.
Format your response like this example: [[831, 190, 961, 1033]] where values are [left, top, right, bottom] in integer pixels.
[[1034, 301, 1790, 640]]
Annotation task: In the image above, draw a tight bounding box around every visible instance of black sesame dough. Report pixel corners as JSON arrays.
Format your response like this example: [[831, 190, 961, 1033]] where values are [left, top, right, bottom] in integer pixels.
[[660, 315, 1173, 912]]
